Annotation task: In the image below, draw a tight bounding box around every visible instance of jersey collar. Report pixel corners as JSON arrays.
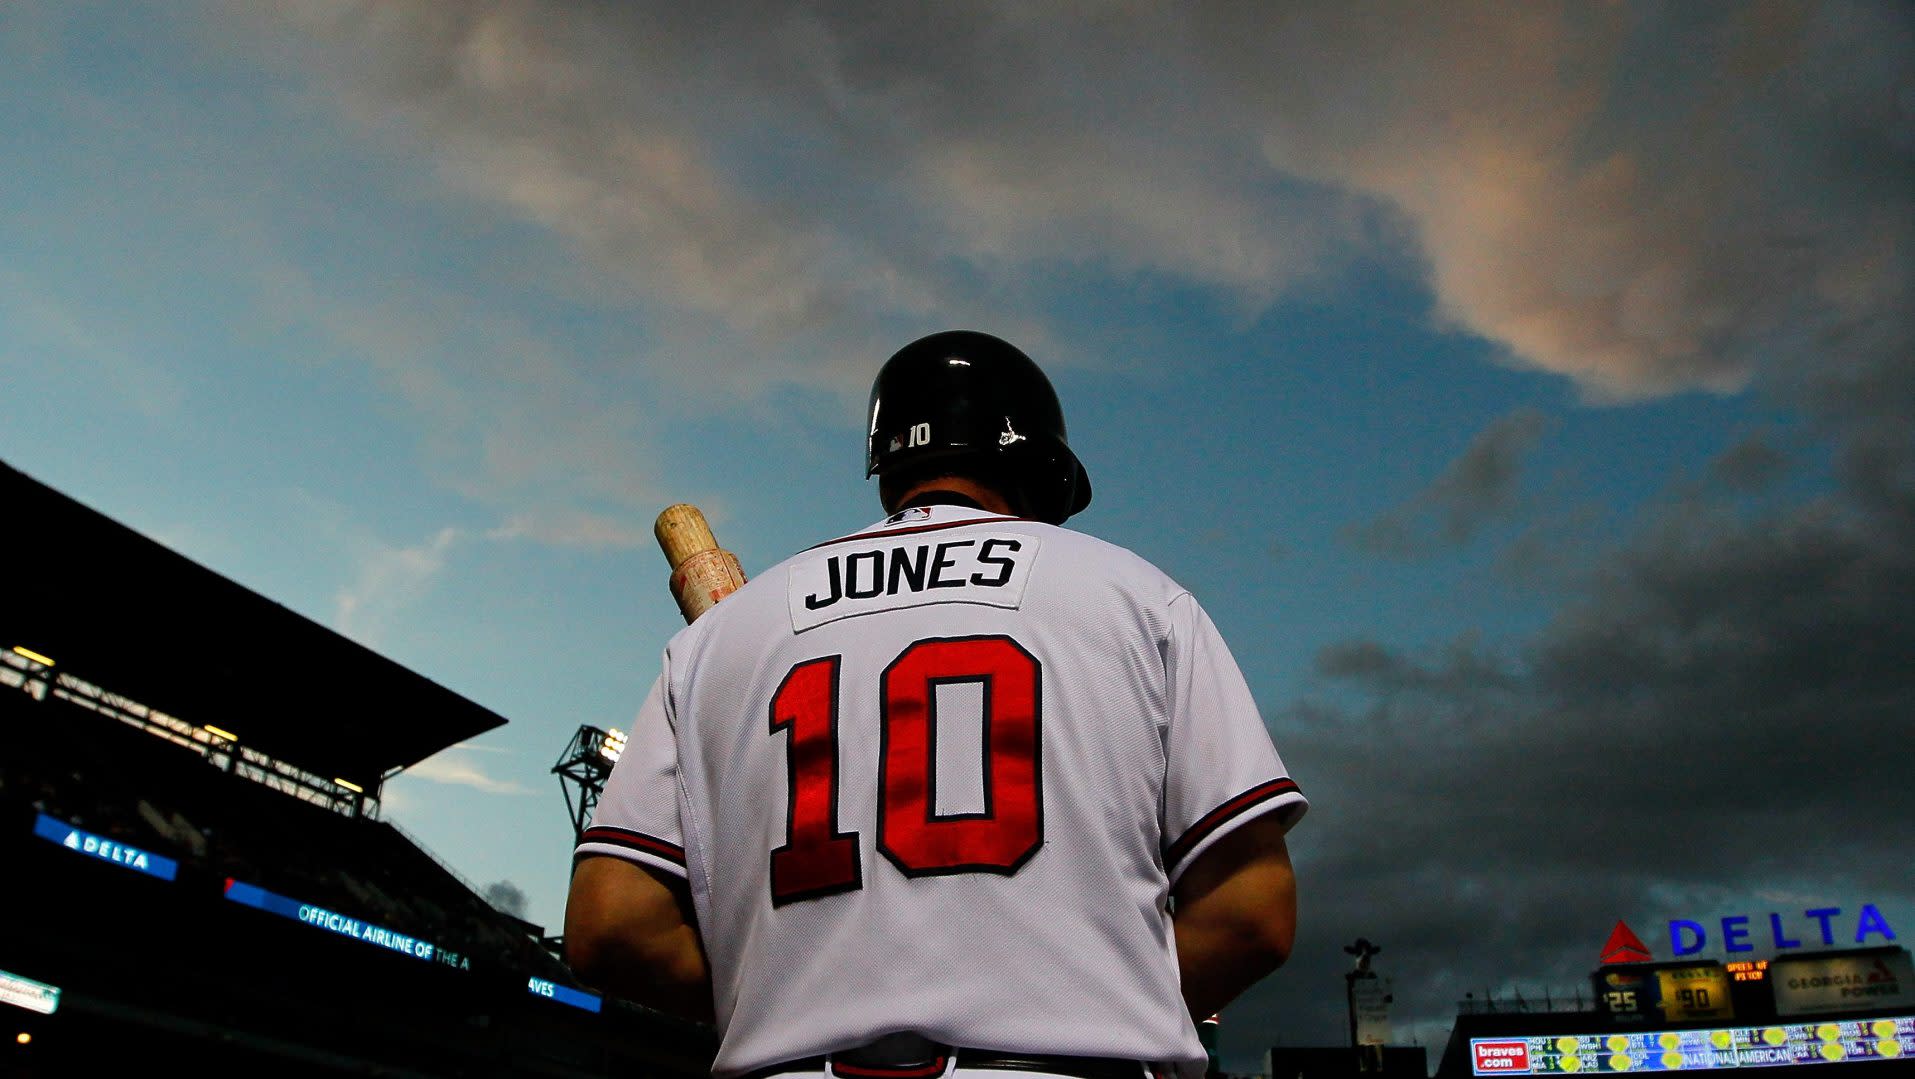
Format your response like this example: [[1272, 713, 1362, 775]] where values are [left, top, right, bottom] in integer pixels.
[[807, 505, 1026, 551], [873, 504, 1020, 530]]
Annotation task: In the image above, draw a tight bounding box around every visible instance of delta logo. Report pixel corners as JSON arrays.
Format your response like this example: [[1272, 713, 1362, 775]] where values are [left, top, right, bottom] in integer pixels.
[[1600, 905, 1899, 962], [1669, 905, 1897, 956], [1600, 921, 1653, 964], [64, 830, 154, 872]]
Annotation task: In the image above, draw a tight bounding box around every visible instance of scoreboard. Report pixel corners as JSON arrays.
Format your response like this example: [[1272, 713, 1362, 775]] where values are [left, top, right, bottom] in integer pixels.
[[1595, 962, 1734, 1024], [1471, 1016, 1913, 1073]]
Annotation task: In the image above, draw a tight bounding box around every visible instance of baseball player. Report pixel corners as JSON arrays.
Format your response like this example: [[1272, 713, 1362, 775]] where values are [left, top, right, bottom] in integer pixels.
[[566, 331, 1306, 1079]]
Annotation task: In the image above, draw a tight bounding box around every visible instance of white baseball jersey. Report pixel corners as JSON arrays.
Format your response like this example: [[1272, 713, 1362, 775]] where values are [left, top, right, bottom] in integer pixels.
[[579, 504, 1306, 1079]]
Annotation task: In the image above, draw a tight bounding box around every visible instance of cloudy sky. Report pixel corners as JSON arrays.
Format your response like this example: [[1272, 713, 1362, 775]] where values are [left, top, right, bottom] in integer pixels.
[[3, 1, 1910, 1065]]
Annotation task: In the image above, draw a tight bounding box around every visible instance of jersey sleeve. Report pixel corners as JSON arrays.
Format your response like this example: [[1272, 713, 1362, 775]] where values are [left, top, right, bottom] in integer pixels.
[[1160, 592, 1307, 886], [574, 669, 690, 879]]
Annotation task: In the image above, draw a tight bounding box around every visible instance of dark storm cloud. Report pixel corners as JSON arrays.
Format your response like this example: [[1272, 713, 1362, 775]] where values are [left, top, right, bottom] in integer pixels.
[[231, 1, 1361, 398], [1314, 637, 1518, 698], [1709, 436, 1790, 494], [1347, 409, 1553, 557], [1258, 428, 1915, 1045], [1260, 36, 1915, 1010], [234, 3, 1912, 406]]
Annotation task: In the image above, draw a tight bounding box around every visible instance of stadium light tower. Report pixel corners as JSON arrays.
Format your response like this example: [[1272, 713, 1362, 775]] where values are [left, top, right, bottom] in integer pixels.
[[552, 724, 626, 841]]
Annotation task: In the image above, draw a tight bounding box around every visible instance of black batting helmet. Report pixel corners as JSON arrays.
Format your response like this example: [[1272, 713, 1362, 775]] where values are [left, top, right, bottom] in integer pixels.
[[866, 330, 1092, 524]]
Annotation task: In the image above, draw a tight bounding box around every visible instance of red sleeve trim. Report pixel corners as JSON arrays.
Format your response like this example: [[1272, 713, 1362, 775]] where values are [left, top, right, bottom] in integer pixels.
[[1164, 777, 1300, 870], [578, 825, 686, 867]]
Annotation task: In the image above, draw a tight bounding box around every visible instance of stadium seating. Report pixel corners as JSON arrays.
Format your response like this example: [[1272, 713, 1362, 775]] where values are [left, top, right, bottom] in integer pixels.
[[0, 682, 716, 1075]]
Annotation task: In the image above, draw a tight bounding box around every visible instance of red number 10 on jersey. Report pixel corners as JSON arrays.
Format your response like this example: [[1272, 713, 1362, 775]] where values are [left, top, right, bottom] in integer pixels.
[[767, 635, 1043, 906]]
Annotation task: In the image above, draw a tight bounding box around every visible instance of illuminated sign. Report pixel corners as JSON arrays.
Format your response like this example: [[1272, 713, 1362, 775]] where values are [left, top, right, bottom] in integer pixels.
[[1658, 964, 1735, 1021], [1600, 921, 1653, 965], [1473, 1041, 1529, 1071], [1471, 1016, 1914, 1074], [223, 879, 468, 970], [1773, 951, 1914, 1017], [0, 969, 60, 1016], [1671, 906, 1898, 956], [1596, 967, 1652, 1020], [1598, 962, 1733, 1023], [33, 813, 178, 881], [527, 977, 602, 1014]]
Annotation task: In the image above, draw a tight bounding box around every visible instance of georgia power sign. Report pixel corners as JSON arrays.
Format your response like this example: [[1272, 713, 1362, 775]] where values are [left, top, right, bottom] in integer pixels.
[[1774, 951, 1915, 1016]]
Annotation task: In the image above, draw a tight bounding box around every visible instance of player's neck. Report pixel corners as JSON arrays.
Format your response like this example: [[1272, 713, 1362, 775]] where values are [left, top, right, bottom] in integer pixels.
[[892, 477, 1016, 516]]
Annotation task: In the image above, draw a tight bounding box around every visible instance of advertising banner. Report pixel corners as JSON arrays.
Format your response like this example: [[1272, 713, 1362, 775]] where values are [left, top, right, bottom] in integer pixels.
[[1471, 1016, 1914, 1074], [1773, 950, 1914, 1016], [33, 813, 178, 882], [222, 878, 467, 970], [1657, 964, 1735, 1021], [1595, 966, 1653, 1021], [528, 976, 602, 1014], [1352, 975, 1391, 1045]]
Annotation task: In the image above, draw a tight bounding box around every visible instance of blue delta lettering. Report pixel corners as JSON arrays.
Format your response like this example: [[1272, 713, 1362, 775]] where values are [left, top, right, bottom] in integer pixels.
[[1670, 905, 1898, 956], [804, 538, 1022, 610], [65, 831, 150, 871]]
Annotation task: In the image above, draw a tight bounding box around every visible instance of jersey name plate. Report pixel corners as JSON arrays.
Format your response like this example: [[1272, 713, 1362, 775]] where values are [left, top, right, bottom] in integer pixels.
[[787, 532, 1041, 632]]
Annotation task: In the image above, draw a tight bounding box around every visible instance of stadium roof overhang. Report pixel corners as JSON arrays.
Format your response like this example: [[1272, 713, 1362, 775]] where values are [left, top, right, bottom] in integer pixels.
[[1, 461, 507, 785]]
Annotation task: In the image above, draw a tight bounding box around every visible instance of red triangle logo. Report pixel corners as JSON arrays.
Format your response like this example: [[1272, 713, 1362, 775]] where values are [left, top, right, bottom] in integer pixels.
[[1601, 920, 1653, 964]]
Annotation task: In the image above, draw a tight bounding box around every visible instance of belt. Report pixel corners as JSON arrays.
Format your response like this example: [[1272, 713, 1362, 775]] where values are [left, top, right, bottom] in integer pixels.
[[741, 1049, 1150, 1079]]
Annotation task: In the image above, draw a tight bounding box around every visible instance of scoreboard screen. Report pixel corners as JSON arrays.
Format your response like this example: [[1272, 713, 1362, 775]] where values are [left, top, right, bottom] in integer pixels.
[[1471, 1016, 1912, 1073]]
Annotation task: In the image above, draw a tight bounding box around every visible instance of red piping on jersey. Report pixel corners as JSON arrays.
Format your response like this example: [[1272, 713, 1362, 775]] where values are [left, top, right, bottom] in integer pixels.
[[1164, 777, 1300, 870], [805, 515, 1026, 551], [580, 825, 686, 867]]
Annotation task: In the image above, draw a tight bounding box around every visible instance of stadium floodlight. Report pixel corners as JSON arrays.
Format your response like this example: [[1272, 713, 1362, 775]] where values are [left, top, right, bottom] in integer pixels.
[[11, 646, 54, 667], [553, 725, 623, 841], [202, 725, 238, 742], [335, 778, 365, 794]]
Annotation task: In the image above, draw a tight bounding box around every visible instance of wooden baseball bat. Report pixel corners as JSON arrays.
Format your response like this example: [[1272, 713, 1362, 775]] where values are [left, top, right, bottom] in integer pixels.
[[655, 503, 747, 624]]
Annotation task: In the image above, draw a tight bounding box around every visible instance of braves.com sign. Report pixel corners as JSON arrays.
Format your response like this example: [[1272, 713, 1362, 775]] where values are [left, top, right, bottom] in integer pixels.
[[1472, 1041, 1530, 1072]]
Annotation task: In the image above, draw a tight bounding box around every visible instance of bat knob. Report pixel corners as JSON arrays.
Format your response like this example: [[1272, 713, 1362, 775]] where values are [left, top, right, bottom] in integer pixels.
[[655, 503, 748, 623], [655, 503, 719, 569]]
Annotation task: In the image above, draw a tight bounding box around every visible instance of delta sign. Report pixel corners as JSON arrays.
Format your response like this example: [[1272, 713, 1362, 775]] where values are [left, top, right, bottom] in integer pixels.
[[1606, 906, 1900, 962], [1670, 906, 1898, 957]]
